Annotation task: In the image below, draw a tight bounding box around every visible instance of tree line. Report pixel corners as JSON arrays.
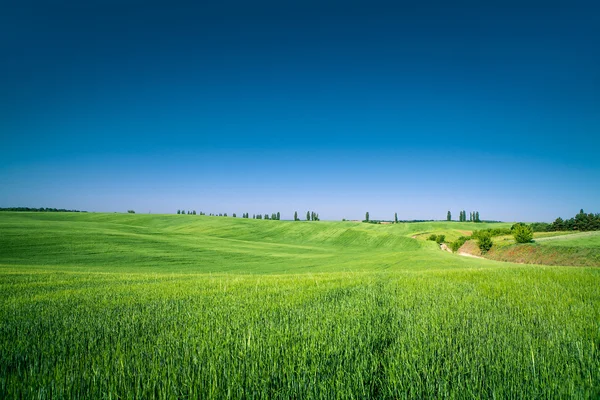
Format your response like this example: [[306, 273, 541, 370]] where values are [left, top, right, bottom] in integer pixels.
[[176, 211, 289, 220], [447, 210, 481, 222], [176, 210, 325, 221], [0, 207, 86, 213], [293, 211, 320, 221], [547, 209, 600, 232]]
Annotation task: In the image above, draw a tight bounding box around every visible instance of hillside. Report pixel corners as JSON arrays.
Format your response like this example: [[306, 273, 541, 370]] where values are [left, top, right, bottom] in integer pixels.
[[0, 212, 507, 273], [1, 212, 598, 398]]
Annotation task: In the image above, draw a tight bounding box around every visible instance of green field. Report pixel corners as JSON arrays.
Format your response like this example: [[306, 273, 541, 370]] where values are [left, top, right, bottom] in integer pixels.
[[535, 231, 600, 248], [1, 213, 599, 398]]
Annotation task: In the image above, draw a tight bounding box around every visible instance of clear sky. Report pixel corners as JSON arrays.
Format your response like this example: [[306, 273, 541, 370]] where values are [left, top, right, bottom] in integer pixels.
[[1, 0, 599, 221]]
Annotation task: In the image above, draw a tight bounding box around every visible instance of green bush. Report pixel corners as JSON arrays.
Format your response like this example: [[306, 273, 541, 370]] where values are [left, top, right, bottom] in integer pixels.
[[471, 228, 511, 240], [428, 234, 437, 241], [530, 222, 550, 232], [451, 236, 469, 253], [477, 233, 493, 253], [435, 235, 445, 244], [513, 224, 533, 243]]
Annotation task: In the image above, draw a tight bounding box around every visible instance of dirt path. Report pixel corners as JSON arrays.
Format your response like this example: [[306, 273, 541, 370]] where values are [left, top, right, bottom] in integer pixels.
[[457, 251, 484, 259], [440, 242, 485, 259], [440, 243, 452, 253]]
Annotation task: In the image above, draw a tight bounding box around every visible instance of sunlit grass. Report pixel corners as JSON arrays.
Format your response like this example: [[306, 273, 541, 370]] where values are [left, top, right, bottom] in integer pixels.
[[0, 213, 598, 398]]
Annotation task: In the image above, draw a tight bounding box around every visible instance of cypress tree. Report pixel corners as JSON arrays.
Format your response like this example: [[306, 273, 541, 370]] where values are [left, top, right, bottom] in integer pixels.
[[447, 211, 451, 221], [365, 212, 369, 222], [394, 212, 398, 223], [306, 211, 310, 221], [277, 212, 280, 220], [294, 211, 298, 221]]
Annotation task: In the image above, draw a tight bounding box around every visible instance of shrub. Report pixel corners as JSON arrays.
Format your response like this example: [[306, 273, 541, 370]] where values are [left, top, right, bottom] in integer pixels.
[[435, 235, 445, 244], [471, 228, 511, 240], [529, 222, 550, 232], [428, 234, 437, 241], [451, 236, 469, 253], [513, 224, 533, 243], [477, 233, 493, 253]]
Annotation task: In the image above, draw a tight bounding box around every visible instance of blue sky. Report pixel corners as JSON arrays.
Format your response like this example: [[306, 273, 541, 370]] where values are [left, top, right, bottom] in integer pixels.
[[1, 0, 599, 221]]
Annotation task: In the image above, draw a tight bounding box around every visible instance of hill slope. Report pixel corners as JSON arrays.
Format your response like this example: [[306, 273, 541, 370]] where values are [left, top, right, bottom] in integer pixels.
[[0, 212, 505, 273]]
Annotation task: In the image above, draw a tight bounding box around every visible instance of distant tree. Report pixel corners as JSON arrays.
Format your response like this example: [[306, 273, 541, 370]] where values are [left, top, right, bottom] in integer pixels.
[[127, 210, 135, 214], [447, 211, 451, 221], [265, 214, 269, 220], [513, 224, 533, 243], [232, 213, 236, 217], [394, 212, 398, 223], [177, 210, 181, 214], [193, 210, 196, 215], [475, 211, 480, 222], [306, 211, 310, 221], [365, 212, 370, 222], [551, 217, 564, 231], [294, 211, 298, 221], [224, 213, 228, 217], [277, 212, 280, 220]]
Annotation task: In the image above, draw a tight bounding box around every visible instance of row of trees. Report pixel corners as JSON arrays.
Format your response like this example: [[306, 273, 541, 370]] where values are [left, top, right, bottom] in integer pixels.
[[252, 213, 281, 220], [362, 212, 431, 224], [0, 207, 85, 213], [454, 210, 481, 222], [176, 210, 284, 220], [177, 210, 201, 215], [294, 211, 320, 221]]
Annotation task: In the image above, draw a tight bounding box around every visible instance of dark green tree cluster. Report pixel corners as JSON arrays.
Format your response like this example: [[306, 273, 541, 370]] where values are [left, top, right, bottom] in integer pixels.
[[297, 211, 319, 221], [428, 234, 445, 244], [458, 210, 480, 222], [248, 212, 281, 220], [0, 207, 85, 213], [548, 209, 600, 232], [447, 211, 451, 221], [127, 210, 135, 214]]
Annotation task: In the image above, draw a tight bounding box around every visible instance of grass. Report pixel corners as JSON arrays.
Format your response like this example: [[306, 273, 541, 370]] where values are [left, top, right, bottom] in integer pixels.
[[1, 212, 599, 398], [535, 231, 600, 248]]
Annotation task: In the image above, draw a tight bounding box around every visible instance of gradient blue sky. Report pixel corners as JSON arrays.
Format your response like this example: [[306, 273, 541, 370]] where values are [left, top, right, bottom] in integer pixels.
[[1, 0, 599, 221]]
